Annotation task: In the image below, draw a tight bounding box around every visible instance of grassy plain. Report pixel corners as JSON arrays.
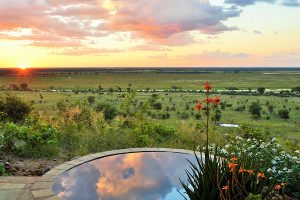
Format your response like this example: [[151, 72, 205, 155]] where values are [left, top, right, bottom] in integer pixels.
[[1, 69, 299, 150], [1, 70, 300, 90]]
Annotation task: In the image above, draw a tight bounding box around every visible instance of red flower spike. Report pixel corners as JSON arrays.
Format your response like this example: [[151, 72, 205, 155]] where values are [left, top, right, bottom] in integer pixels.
[[195, 101, 202, 111], [204, 98, 213, 104], [214, 96, 220, 106], [204, 81, 212, 92]]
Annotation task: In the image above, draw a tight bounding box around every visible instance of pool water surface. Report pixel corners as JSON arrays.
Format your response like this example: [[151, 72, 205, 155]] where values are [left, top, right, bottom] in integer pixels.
[[52, 151, 197, 200]]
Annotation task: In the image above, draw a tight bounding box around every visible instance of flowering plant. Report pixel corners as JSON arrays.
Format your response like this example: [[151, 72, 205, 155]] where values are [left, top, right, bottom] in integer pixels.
[[181, 82, 290, 200]]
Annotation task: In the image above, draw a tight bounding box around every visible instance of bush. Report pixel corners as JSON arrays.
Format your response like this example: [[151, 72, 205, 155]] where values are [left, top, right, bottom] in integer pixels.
[[152, 102, 162, 110], [278, 109, 289, 120], [249, 102, 261, 119], [219, 135, 300, 198], [95, 103, 117, 120], [87, 96, 96, 105], [0, 122, 58, 157], [257, 87, 266, 94], [0, 93, 32, 123]]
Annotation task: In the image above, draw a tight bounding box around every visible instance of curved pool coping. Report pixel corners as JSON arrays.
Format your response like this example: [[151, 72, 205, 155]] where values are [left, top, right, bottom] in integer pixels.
[[31, 148, 197, 200]]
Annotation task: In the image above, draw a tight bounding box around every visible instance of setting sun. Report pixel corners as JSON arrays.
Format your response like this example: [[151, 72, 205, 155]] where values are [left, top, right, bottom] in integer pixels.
[[19, 64, 28, 70]]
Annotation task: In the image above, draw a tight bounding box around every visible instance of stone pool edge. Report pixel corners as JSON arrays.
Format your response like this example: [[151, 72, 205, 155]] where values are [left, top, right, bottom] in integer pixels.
[[32, 148, 196, 200]]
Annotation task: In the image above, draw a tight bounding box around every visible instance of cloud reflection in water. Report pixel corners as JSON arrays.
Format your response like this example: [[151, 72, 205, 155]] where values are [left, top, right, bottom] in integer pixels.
[[52, 152, 196, 200]]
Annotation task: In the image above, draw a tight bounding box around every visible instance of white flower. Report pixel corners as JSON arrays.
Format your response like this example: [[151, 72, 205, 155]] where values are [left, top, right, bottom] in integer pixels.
[[272, 160, 277, 164], [236, 136, 242, 140], [294, 150, 300, 154], [225, 144, 230, 148]]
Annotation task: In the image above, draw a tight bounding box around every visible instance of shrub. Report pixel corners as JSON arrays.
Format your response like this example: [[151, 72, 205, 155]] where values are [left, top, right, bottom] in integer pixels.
[[152, 102, 162, 110], [0, 93, 32, 123], [219, 136, 300, 198], [257, 87, 266, 94], [87, 96, 96, 105], [19, 83, 29, 91], [278, 109, 289, 120], [0, 122, 58, 157], [249, 102, 261, 119], [95, 103, 117, 120]]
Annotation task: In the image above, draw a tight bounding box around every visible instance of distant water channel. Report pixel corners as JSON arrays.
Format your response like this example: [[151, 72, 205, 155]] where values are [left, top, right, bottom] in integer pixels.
[[219, 123, 240, 128]]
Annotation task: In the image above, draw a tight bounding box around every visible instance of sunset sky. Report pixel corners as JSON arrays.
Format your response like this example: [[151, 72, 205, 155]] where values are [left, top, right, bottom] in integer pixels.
[[0, 0, 299, 68]]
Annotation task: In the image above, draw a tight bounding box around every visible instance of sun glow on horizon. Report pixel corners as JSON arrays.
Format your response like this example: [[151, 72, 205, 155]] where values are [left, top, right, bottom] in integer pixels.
[[19, 63, 28, 70]]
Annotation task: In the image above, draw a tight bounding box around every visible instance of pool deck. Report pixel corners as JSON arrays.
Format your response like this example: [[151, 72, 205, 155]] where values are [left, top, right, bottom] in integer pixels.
[[0, 148, 195, 200]]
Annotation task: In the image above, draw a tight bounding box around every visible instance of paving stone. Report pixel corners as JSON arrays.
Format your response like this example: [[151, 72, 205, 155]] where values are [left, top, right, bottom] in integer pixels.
[[31, 182, 53, 191], [77, 154, 99, 162], [65, 159, 83, 166], [45, 169, 64, 177], [42, 195, 63, 200], [0, 188, 23, 200], [53, 163, 74, 171], [18, 189, 34, 200], [0, 183, 25, 189], [24, 184, 33, 189], [31, 189, 53, 199], [38, 176, 56, 182], [0, 177, 39, 184], [89, 152, 105, 159]]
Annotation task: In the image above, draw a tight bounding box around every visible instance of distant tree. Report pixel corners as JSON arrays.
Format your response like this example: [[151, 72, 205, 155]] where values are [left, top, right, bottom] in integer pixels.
[[211, 110, 222, 122], [109, 88, 114, 95], [249, 102, 262, 119], [19, 83, 28, 91], [115, 86, 122, 92], [227, 87, 239, 90], [291, 86, 300, 93], [171, 86, 178, 90], [268, 104, 274, 114], [0, 93, 32, 122], [87, 96, 96, 105], [95, 103, 117, 120], [9, 84, 20, 91], [98, 85, 103, 92], [127, 84, 132, 92], [257, 87, 266, 94], [278, 109, 289, 120], [152, 102, 162, 110], [220, 102, 226, 110]]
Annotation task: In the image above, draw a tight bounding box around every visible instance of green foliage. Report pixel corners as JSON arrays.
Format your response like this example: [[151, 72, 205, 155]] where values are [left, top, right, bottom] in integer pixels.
[[220, 135, 300, 198], [0, 93, 32, 123], [249, 102, 261, 119], [95, 103, 117, 120], [268, 104, 274, 114], [152, 102, 162, 110], [257, 87, 266, 94], [181, 150, 226, 200], [87, 95, 96, 105], [0, 122, 58, 157], [0, 162, 5, 175], [278, 109, 289, 120], [245, 193, 262, 200], [291, 86, 300, 93], [211, 109, 222, 121], [181, 148, 275, 200]]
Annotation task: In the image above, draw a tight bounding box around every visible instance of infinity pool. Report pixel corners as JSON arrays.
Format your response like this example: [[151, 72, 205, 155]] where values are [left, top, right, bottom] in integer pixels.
[[52, 152, 197, 200]]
